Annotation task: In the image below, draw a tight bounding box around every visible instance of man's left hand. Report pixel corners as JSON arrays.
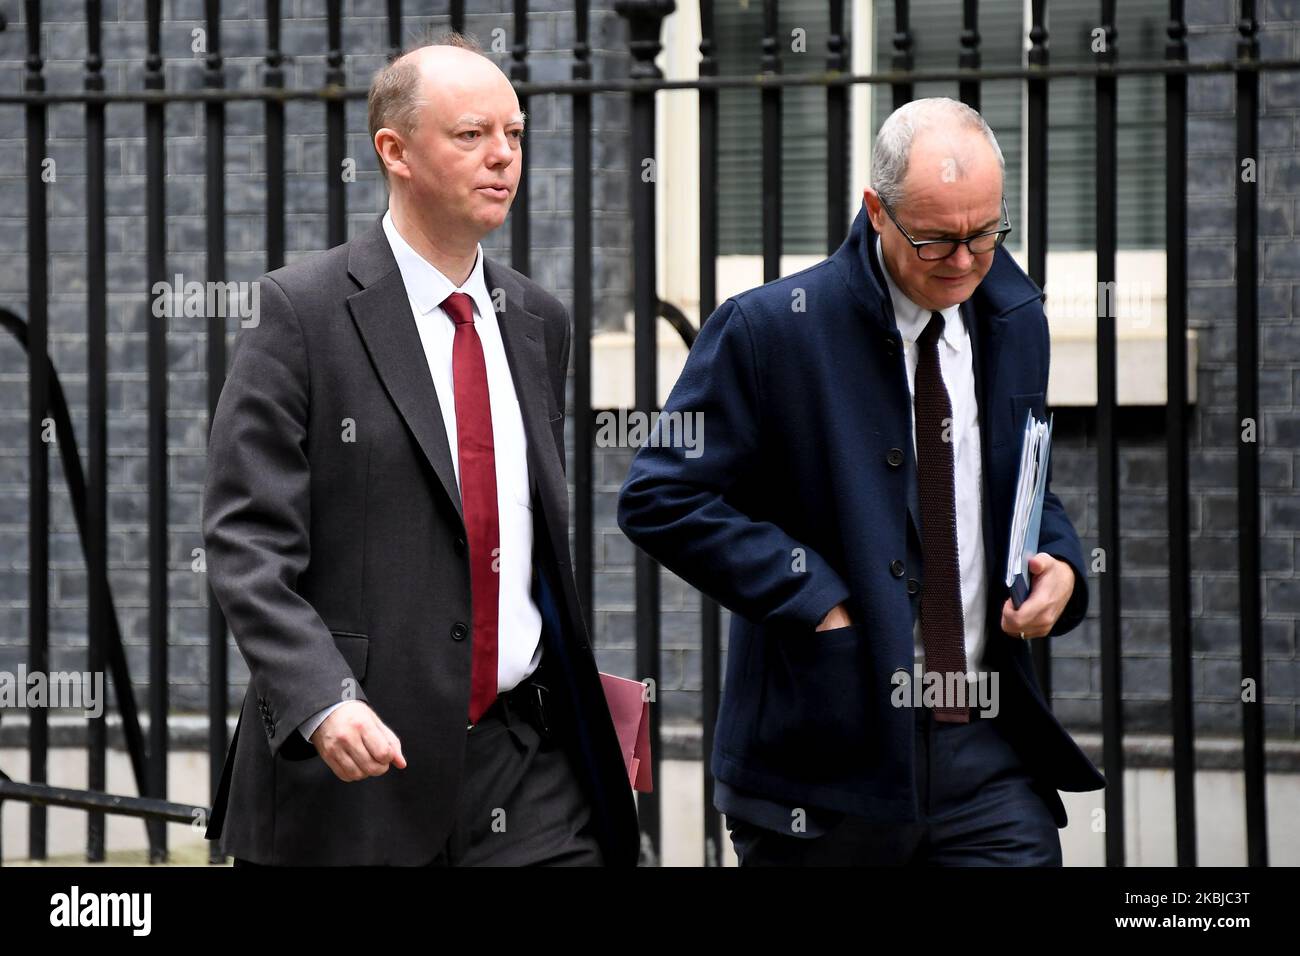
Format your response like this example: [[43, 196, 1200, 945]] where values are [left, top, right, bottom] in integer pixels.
[[1001, 552, 1074, 640]]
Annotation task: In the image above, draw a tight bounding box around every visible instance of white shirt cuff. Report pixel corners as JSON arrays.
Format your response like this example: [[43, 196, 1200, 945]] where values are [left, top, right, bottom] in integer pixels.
[[299, 702, 346, 742]]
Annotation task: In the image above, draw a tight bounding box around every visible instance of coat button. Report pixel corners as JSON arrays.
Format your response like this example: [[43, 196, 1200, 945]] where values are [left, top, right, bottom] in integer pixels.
[[890, 559, 905, 578], [907, 578, 920, 595], [454, 537, 467, 555], [451, 622, 469, 641], [884, 337, 897, 355], [887, 448, 904, 468]]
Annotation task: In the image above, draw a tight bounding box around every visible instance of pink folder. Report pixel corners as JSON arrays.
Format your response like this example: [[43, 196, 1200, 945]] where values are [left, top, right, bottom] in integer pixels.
[[599, 672, 653, 793]]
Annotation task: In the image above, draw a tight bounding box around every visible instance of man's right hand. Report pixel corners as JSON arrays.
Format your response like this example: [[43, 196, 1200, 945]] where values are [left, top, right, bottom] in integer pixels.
[[310, 700, 407, 781], [816, 603, 853, 631]]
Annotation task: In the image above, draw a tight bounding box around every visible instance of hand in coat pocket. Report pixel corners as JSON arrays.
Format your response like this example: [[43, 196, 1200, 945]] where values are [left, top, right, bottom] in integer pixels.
[[816, 602, 854, 631]]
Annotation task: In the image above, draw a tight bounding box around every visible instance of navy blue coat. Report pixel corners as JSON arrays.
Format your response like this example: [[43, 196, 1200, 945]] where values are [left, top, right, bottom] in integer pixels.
[[617, 207, 1105, 827]]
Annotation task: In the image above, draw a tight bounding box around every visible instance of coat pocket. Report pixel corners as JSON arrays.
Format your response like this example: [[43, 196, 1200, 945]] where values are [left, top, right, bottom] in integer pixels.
[[1010, 391, 1046, 428], [997, 391, 1046, 450], [752, 623, 875, 775], [329, 631, 370, 684], [548, 410, 565, 455]]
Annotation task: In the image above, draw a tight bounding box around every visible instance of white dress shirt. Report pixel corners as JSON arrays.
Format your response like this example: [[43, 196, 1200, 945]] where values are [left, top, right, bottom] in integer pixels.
[[299, 210, 543, 741], [876, 235, 988, 679]]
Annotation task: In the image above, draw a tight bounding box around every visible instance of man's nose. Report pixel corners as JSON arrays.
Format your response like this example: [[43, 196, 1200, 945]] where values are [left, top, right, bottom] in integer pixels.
[[487, 131, 516, 166], [949, 244, 975, 270]]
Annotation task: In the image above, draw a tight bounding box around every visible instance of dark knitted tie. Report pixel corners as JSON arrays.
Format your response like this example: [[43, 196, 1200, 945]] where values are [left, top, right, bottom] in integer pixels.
[[914, 311, 970, 723]]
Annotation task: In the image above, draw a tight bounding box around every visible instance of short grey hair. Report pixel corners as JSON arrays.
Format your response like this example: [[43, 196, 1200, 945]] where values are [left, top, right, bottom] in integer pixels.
[[870, 97, 1005, 208]]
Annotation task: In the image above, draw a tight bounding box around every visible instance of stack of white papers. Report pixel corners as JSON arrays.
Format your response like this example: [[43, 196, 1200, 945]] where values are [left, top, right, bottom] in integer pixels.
[[1005, 410, 1053, 608]]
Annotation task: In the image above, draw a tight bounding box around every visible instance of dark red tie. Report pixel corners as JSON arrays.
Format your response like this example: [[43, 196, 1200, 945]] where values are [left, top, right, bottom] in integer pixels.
[[443, 292, 500, 725], [915, 311, 970, 723]]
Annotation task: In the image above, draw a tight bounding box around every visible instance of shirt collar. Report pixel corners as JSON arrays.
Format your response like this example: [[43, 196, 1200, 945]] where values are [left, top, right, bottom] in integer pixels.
[[382, 208, 495, 325], [875, 234, 967, 353]]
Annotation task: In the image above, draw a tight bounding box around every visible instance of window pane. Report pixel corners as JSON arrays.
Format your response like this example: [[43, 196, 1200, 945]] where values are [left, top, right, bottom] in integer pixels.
[[1044, 4, 1167, 249], [715, 0, 846, 255], [871, 1, 1166, 251], [872, 1, 1025, 249]]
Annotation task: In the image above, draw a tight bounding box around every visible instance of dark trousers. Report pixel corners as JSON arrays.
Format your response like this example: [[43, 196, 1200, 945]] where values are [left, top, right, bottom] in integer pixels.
[[726, 706, 1063, 866], [235, 684, 603, 867]]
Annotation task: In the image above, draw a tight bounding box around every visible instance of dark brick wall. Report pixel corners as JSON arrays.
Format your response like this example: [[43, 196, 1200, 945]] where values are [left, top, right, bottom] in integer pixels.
[[585, 442, 722, 728], [1033, 1, 1299, 739]]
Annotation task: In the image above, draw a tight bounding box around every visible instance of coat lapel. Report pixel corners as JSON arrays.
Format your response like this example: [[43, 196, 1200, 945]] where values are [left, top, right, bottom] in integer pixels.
[[965, 266, 1035, 638], [862, 228, 924, 542], [484, 258, 566, 530], [345, 216, 464, 524], [343, 216, 565, 548], [964, 297, 1003, 636]]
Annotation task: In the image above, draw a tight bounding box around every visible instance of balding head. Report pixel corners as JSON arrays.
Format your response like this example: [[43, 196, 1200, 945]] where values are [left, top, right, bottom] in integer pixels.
[[870, 97, 1004, 209], [864, 98, 1008, 311], [368, 33, 525, 255], [368, 34, 522, 183]]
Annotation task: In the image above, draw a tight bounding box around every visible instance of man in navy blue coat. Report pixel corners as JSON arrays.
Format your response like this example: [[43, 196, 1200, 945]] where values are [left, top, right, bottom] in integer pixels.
[[618, 98, 1105, 865]]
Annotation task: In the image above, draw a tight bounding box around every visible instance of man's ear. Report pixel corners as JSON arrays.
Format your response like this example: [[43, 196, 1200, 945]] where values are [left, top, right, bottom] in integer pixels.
[[863, 189, 884, 230], [374, 128, 408, 180]]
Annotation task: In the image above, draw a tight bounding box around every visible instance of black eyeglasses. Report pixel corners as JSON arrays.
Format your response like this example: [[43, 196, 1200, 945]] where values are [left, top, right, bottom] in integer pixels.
[[877, 196, 1012, 261]]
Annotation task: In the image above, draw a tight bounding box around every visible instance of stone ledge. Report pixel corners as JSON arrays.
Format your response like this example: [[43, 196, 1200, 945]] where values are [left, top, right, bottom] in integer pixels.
[[0, 713, 239, 752], [589, 327, 1200, 409], [2, 715, 1296, 773], [659, 720, 1300, 772]]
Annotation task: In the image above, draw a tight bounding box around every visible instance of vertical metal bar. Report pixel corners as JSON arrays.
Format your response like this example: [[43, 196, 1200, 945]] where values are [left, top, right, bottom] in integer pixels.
[[825, 0, 848, 252], [1235, 0, 1267, 868], [265, 1, 285, 270], [760, 0, 782, 283], [1095, 0, 1124, 867], [144, 0, 170, 863], [698, 0, 722, 866], [204, 0, 229, 866], [892, 1, 913, 110], [511, 1, 531, 277], [1027, 0, 1051, 700], [23, 0, 48, 863], [572, 1, 594, 636], [326, 0, 346, 248], [615, 0, 674, 867], [450, 0, 465, 36], [1026, 3, 1048, 284], [1165, 0, 1196, 868], [959, 0, 981, 111], [387, 0, 403, 60], [84, 0, 108, 864]]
